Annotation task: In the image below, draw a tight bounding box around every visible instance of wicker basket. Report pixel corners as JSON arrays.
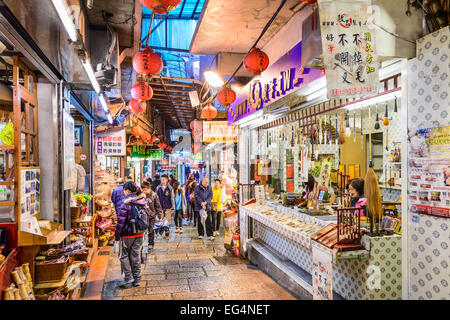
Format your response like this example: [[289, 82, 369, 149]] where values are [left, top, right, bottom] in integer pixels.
[[35, 258, 68, 283], [73, 250, 89, 261]]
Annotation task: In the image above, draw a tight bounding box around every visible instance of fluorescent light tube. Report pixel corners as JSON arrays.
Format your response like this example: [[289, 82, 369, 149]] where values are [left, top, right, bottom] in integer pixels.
[[204, 70, 224, 88], [107, 113, 113, 124], [99, 95, 109, 112], [51, 0, 78, 42], [82, 60, 101, 93]]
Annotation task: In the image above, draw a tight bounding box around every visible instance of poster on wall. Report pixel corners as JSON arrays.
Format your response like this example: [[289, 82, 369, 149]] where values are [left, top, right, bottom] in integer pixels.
[[95, 129, 126, 156], [312, 244, 333, 300], [318, 0, 379, 99], [19, 167, 41, 221], [202, 121, 238, 143], [408, 125, 450, 218], [63, 106, 75, 190]]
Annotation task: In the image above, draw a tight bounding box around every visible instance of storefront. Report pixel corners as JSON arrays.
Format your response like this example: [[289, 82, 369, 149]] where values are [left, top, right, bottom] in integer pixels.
[[231, 24, 415, 299]]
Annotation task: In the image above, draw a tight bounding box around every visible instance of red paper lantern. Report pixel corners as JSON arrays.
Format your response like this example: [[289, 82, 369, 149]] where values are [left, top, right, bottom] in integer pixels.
[[300, 0, 317, 4], [217, 86, 236, 108], [131, 81, 153, 101], [132, 48, 163, 75], [158, 142, 166, 149], [128, 99, 142, 114], [131, 127, 139, 136], [142, 131, 150, 142], [243, 48, 269, 76], [149, 135, 157, 143], [201, 105, 217, 121], [136, 127, 144, 138], [139, 0, 181, 14]]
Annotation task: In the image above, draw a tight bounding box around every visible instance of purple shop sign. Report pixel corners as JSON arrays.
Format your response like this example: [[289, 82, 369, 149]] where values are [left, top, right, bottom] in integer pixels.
[[228, 41, 323, 125]]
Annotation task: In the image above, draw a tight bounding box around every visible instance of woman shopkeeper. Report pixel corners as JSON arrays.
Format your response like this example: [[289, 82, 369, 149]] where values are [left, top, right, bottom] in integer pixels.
[[348, 178, 366, 216]]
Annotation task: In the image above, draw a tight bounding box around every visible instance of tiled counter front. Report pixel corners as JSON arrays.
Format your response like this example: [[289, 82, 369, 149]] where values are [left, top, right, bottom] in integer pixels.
[[240, 203, 402, 300]]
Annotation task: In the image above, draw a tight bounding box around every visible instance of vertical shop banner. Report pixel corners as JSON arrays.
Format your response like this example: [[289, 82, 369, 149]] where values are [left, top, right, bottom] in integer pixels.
[[192, 120, 203, 155], [300, 144, 309, 182], [312, 244, 333, 300], [63, 106, 75, 190], [318, 0, 379, 99], [95, 129, 126, 156], [202, 121, 238, 143]]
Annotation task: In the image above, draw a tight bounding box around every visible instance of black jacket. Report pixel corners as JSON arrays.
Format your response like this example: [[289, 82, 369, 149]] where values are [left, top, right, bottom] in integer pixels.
[[194, 184, 213, 211]]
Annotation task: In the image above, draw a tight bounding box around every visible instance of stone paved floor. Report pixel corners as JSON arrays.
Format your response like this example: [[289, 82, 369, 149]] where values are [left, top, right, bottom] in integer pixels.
[[102, 223, 297, 300]]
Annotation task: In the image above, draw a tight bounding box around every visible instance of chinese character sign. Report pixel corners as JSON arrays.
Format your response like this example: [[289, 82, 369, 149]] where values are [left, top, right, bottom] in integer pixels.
[[318, 0, 379, 99], [130, 146, 163, 160], [312, 244, 333, 300], [203, 121, 238, 143], [95, 129, 126, 156]]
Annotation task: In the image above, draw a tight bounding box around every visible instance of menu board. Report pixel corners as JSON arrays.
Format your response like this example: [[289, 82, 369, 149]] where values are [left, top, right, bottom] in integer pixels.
[[19, 167, 40, 220], [408, 125, 450, 218], [95, 129, 126, 156], [318, 0, 379, 99]]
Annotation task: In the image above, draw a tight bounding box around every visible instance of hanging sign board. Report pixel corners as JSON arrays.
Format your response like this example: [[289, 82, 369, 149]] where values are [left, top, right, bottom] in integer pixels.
[[203, 121, 238, 143], [318, 0, 379, 99], [228, 41, 322, 125], [95, 129, 126, 156], [63, 106, 75, 190], [130, 146, 163, 160]]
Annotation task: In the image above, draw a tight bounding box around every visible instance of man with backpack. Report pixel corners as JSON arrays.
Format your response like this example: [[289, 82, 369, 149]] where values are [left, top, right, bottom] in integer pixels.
[[115, 181, 149, 288]]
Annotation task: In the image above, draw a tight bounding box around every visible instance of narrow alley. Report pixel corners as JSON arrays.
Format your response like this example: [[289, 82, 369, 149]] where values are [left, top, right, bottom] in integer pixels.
[[101, 225, 296, 300]]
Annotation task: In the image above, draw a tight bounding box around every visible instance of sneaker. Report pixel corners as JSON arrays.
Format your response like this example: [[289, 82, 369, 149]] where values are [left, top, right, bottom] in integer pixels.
[[118, 279, 134, 289], [175, 228, 179, 233], [179, 228, 183, 233], [207, 236, 215, 241], [132, 281, 140, 287], [198, 235, 203, 239], [147, 245, 153, 253]]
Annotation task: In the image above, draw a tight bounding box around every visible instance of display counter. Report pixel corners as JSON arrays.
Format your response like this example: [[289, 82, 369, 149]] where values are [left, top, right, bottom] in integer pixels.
[[240, 201, 401, 300]]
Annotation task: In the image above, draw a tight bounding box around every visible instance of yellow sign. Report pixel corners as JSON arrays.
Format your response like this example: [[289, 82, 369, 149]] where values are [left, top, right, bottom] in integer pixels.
[[202, 121, 238, 143]]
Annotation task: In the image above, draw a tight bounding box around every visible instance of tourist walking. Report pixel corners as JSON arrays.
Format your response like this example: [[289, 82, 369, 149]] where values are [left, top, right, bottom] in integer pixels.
[[194, 177, 214, 240], [211, 179, 225, 237], [141, 181, 162, 252], [185, 174, 195, 223], [115, 181, 147, 288], [151, 174, 161, 191], [111, 176, 133, 214], [156, 174, 175, 238], [189, 180, 198, 226], [173, 181, 187, 233], [169, 174, 176, 187]]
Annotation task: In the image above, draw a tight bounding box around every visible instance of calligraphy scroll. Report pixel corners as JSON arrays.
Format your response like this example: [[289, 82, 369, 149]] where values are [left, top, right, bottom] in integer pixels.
[[318, 0, 379, 99]]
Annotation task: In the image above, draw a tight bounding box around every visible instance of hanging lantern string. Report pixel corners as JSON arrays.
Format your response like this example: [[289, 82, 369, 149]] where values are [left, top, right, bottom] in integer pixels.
[[204, 0, 287, 107]]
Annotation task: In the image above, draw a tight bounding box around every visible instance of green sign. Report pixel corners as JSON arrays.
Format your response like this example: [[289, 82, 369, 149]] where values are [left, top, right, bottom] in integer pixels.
[[130, 146, 163, 160]]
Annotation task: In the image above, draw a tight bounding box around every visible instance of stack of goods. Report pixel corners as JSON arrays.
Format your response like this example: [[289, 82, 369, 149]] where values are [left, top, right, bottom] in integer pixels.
[[70, 225, 91, 243], [2, 263, 34, 300], [223, 200, 239, 252], [45, 239, 89, 262], [95, 198, 116, 246]]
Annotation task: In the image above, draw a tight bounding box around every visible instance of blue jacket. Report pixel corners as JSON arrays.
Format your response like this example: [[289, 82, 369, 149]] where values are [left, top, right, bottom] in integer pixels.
[[156, 184, 175, 211], [111, 184, 126, 212], [194, 184, 213, 211]]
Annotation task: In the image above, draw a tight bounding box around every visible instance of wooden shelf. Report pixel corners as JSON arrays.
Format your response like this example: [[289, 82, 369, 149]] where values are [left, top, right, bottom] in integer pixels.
[[0, 201, 15, 207], [0, 145, 14, 150], [47, 231, 71, 245]]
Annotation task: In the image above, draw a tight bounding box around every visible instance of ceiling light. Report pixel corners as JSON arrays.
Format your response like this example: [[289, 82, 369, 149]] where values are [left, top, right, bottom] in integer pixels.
[[51, 0, 78, 42], [204, 70, 224, 88], [82, 60, 101, 93], [107, 113, 113, 124], [99, 94, 109, 112]]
